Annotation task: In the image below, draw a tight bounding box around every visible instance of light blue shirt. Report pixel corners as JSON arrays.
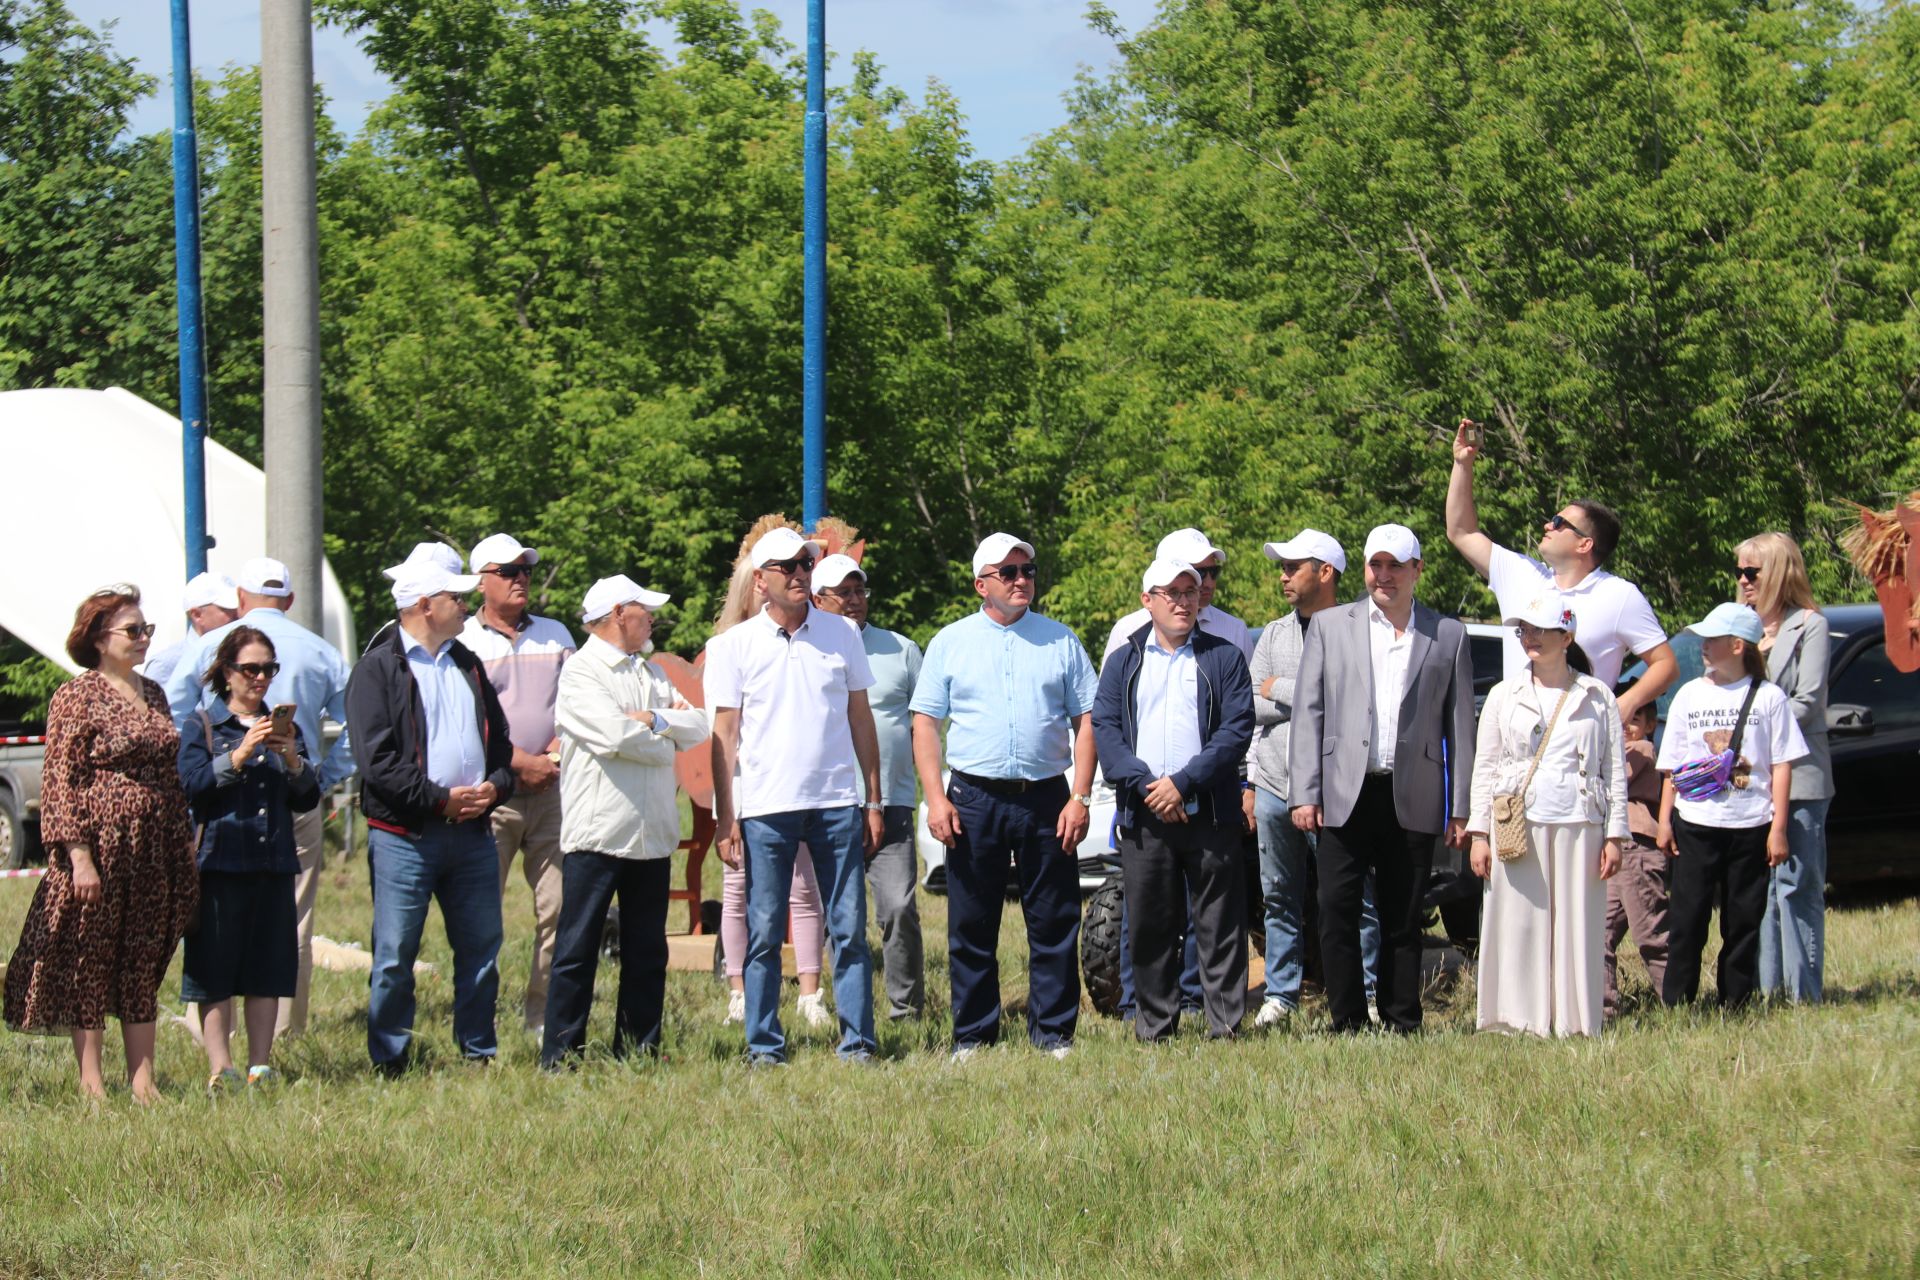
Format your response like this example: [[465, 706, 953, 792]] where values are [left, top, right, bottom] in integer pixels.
[[165, 606, 356, 790], [402, 630, 486, 790], [1134, 637, 1202, 805], [910, 607, 1098, 781], [859, 624, 923, 808], [140, 639, 187, 691]]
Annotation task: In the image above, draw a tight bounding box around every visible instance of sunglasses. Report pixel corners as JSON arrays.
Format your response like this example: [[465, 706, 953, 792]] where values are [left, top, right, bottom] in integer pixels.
[[1195, 565, 1221, 581], [231, 661, 282, 680], [983, 563, 1039, 583], [108, 622, 157, 640], [761, 556, 815, 576], [1278, 560, 1316, 576], [480, 564, 533, 580], [91, 582, 141, 599], [1734, 566, 1761, 583], [1545, 513, 1592, 539], [822, 585, 871, 600]]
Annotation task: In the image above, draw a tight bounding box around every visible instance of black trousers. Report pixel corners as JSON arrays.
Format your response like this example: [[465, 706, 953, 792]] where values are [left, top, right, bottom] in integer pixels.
[[1119, 813, 1247, 1040], [541, 852, 670, 1067], [1662, 814, 1769, 1009], [1316, 775, 1434, 1033]]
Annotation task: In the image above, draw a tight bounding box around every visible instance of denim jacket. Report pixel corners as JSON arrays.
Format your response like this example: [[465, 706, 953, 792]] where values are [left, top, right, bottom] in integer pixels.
[[177, 706, 322, 874]]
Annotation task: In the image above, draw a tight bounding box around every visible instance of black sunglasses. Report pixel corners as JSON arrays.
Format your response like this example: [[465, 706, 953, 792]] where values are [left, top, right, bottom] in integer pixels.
[[1195, 564, 1222, 581], [480, 563, 533, 580], [983, 563, 1039, 583], [1734, 566, 1761, 583], [1545, 513, 1592, 539], [762, 556, 815, 575], [108, 622, 157, 640], [231, 661, 282, 680]]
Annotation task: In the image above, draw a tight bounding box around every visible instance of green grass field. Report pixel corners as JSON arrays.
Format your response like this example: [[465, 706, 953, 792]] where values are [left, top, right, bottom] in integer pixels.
[[2, 827, 1916, 1278]]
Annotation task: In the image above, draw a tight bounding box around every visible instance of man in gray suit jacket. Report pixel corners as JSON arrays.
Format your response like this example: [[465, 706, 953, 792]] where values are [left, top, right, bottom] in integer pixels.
[[1289, 524, 1474, 1033]]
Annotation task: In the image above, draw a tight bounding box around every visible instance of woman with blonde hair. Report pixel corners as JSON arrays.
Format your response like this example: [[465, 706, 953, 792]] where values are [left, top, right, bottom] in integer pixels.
[[1734, 531, 1833, 1003]]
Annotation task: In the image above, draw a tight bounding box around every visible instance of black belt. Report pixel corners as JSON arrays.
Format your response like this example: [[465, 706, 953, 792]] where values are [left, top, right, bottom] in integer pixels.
[[952, 770, 1054, 796]]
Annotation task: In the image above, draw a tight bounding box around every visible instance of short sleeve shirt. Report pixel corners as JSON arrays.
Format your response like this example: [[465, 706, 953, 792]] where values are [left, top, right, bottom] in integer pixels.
[[1487, 543, 1667, 688], [704, 606, 875, 819], [910, 608, 1099, 781], [858, 625, 923, 808], [1655, 676, 1808, 828], [460, 613, 576, 753]]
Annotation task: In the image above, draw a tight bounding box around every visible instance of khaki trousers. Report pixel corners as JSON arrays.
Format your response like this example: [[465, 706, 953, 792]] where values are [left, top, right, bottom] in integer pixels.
[[275, 805, 327, 1038], [492, 785, 565, 1030]]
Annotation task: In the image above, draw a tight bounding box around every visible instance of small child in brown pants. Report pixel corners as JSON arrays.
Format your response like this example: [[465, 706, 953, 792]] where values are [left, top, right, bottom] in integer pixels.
[[1605, 698, 1670, 1016]]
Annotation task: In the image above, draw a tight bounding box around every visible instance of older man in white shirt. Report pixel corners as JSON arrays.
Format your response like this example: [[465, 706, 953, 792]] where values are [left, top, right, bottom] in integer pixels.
[[541, 577, 708, 1067]]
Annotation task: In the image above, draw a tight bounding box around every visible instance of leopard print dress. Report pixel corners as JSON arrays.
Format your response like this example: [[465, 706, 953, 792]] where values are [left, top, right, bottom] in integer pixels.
[[4, 671, 198, 1033]]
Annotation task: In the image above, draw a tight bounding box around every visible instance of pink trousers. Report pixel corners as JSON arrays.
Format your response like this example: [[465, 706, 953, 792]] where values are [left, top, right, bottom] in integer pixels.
[[720, 842, 826, 977]]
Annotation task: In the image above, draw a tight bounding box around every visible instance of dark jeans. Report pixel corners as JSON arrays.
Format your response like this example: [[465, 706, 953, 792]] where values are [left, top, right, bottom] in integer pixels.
[[1663, 814, 1769, 1009], [541, 852, 670, 1066], [1316, 775, 1434, 1034], [1119, 814, 1247, 1040], [945, 775, 1080, 1050]]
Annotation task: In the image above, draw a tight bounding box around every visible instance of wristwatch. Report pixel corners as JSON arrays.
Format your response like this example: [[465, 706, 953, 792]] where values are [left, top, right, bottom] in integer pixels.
[[861, 801, 884, 812], [1071, 792, 1093, 807]]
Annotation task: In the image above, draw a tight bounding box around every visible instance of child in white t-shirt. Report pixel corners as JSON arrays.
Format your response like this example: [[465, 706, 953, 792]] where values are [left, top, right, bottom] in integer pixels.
[[1655, 603, 1808, 1008]]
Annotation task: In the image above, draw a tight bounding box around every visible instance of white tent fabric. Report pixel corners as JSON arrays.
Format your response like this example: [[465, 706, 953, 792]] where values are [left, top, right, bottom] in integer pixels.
[[0, 387, 356, 672]]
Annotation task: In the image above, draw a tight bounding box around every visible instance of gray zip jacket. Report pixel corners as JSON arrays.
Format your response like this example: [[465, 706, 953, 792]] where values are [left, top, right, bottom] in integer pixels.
[[1248, 611, 1306, 799]]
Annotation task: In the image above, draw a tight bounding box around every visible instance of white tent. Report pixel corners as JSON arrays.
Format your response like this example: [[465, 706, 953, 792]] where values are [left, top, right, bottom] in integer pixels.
[[0, 387, 356, 672]]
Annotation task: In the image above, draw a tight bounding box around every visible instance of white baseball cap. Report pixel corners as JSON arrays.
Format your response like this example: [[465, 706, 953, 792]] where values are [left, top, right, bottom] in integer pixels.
[[812, 554, 867, 591], [1157, 527, 1225, 566], [236, 556, 294, 597], [1687, 602, 1764, 644], [1262, 529, 1347, 573], [469, 532, 540, 571], [582, 574, 670, 622], [1505, 590, 1577, 635], [971, 532, 1036, 577], [383, 542, 464, 580], [748, 527, 824, 568], [1141, 558, 1200, 592], [1362, 524, 1422, 564], [387, 561, 481, 608], [181, 572, 239, 613]]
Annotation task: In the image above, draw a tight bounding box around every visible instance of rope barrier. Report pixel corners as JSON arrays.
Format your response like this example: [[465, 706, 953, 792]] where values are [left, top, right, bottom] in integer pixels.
[[0, 735, 46, 746], [0, 867, 46, 880]]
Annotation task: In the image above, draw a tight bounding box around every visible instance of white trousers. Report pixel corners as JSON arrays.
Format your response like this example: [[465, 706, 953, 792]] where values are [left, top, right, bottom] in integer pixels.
[[1477, 820, 1607, 1038]]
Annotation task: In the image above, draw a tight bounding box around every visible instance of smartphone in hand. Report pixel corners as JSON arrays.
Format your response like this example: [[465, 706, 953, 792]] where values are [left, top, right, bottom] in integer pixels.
[[1461, 419, 1486, 451], [270, 703, 296, 735]]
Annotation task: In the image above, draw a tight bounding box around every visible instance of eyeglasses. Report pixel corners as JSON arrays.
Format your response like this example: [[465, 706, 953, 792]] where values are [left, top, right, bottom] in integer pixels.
[[1151, 588, 1200, 605], [480, 564, 532, 580], [822, 585, 871, 600], [761, 556, 815, 576], [107, 622, 157, 640], [983, 563, 1038, 583], [1545, 513, 1592, 539], [231, 661, 281, 680], [1734, 566, 1761, 583], [1195, 565, 1221, 581]]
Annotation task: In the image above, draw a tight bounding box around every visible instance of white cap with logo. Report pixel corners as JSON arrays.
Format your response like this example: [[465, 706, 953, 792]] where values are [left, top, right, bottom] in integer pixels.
[[582, 575, 670, 622], [812, 554, 867, 591], [181, 572, 239, 613], [971, 532, 1036, 577], [1505, 590, 1577, 634], [384, 542, 464, 580], [1362, 524, 1422, 564], [469, 533, 540, 571], [1141, 559, 1200, 592], [1262, 529, 1347, 573], [387, 561, 481, 609], [236, 556, 294, 597], [748, 527, 824, 569], [1157, 527, 1225, 566]]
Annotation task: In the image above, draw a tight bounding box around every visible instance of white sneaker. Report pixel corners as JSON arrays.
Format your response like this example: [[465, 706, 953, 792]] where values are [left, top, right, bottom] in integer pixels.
[[1047, 1044, 1072, 1061], [949, 1044, 981, 1065], [1367, 999, 1382, 1026], [1254, 998, 1292, 1028], [796, 991, 832, 1029], [723, 989, 745, 1025]]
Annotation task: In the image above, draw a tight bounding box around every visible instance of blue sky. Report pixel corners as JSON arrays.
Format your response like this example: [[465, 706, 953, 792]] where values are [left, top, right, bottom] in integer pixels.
[[69, 1, 1162, 162]]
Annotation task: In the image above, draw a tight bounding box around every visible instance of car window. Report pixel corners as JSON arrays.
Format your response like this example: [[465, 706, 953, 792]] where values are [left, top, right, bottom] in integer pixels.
[[1469, 634, 1503, 695], [1829, 642, 1920, 733]]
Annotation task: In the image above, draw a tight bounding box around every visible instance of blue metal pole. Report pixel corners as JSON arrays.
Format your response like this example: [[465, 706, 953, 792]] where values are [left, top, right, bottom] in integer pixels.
[[801, 0, 827, 530], [171, 0, 211, 578]]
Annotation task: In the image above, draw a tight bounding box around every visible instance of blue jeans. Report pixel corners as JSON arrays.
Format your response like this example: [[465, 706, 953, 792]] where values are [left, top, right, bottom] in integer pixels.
[[1255, 787, 1310, 1008], [741, 806, 875, 1061], [1759, 798, 1829, 1004], [368, 822, 503, 1067]]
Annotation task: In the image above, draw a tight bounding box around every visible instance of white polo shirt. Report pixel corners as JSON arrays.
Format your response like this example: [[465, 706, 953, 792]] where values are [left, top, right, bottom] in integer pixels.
[[1487, 543, 1667, 688], [704, 605, 875, 819]]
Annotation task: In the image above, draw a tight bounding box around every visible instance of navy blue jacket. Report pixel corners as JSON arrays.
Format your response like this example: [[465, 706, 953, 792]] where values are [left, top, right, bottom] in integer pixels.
[[1093, 623, 1254, 829], [177, 707, 322, 874]]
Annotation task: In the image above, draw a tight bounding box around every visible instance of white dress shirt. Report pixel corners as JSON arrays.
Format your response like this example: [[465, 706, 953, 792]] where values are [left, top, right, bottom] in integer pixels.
[[1366, 600, 1415, 772]]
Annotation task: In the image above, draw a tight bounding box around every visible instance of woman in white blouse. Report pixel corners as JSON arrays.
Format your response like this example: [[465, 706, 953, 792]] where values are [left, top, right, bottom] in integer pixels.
[[1468, 592, 1628, 1037]]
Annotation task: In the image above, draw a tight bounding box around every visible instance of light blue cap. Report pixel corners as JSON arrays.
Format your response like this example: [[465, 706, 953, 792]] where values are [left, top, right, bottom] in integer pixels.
[[1686, 602, 1764, 643]]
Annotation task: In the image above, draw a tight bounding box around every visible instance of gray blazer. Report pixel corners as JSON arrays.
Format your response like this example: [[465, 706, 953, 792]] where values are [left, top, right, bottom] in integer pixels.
[[1767, 607, 1833, 801], [1288, 600, 1475, 834]]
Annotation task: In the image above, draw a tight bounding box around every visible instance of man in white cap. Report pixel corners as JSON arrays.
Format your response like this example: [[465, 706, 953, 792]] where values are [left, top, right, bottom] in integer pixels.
[[346, 558, 515, 1074], [141, 572, 239, 688], [1289, 524, 1475, 1034], [542, 576, 709, 1067], [706, 526, 884, 1065], [461, 532, 577, 1037], [164, 554, 355, 1038], [1093, 559, 1255, 1041], [912, 532, 1099, 1061], [1102, 527, 1254, 665], [1248, 528, 1350, 1026], [811, 552, 927, 1021], [1446, 419, 1676, 716]]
